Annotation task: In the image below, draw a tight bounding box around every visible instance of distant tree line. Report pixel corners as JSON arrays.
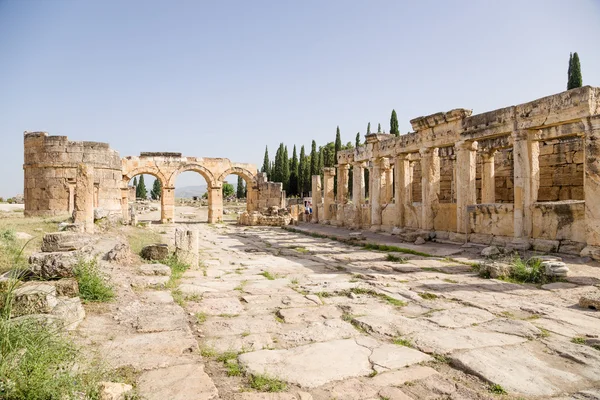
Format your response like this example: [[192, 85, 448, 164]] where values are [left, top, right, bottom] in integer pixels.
[[261, 110, 400, 197]]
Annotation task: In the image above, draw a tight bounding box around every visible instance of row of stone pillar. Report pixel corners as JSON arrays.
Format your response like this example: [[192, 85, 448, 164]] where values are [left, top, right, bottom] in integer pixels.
[[316, 129, 568, 243]]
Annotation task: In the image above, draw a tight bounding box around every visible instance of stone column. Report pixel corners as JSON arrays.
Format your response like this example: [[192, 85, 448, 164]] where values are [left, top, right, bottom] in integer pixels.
[[385, 164, 393, 202], [120, 187, 130, 223], [323, 167, 335, 223], [336, 164, 349, 204], [455, 141, 478, 234], [420, 148, 440, 231], [68, 183, 75, 215], [246, 184, 258, 212], [370, 158, 383, 229], [161, 186, 175, 224], [74, 164, 94, 233], [175, 229, 199, 267], [582, 117, 600, 258], [207, 185, 223, 223], [394, 154, 410, 227], [512, 130, 539, 242], [481, 150, 496, 204], [352, 162, 365, 205], [311, 175, 322, 223]]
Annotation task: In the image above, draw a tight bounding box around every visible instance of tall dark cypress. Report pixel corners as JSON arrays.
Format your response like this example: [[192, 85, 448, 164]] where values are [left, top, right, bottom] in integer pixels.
[[298, 145, 306, 196], [334, 127, 342, 194], [568, 52, 583, 90], [390, 109, 399, 137], [303, 154, 311, 194], [355, 132, 361, 147], [377, 123, 382, 133], [567, 52, 573, 89], [261, 146, 270, 176], [366, 122, 371, 135], [282, 146, 290, 193], [136, 175, 147, 199], [310, 140, 318, 177], [289, 145, 299, 196], [236, 176, 245, 198]]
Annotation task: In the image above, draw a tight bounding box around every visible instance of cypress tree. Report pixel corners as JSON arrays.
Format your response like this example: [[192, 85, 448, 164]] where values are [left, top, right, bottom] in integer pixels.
[[366, 122, 371, 135], [261, 146, 270, 177], [377, 123, 382, 133], [132, 177, 138, 187], [334, 127, 342, 194], [317, 148, 324, 179], [568, 52, 583, 90], [136, 175, 147, 199], [390, 109, 399, 136], [150, 178, 162, 200], [236, 176, 245, 198], [567, 53, 573, 89], [282, 146, 290, 192], [355, 132, 361, 147], [298, 145, 306, 196], [289, 145, 299, 196], [310, 140, 318, 176], [303, 154, 311, 195]]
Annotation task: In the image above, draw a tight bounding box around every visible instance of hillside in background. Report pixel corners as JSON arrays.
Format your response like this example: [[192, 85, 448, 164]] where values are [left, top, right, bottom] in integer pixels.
[[175, 185, 207, 198]]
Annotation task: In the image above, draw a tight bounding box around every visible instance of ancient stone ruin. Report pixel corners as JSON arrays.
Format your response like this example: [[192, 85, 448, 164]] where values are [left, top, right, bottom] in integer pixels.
[[314, 86, 600, 259], [23, 134, 285, 226]]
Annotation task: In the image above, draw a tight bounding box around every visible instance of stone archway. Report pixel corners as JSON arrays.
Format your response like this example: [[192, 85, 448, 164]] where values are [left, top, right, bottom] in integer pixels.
[[121, 168, 170, 223], [217, 167, 259, 213], [170, 163, 219, 223]]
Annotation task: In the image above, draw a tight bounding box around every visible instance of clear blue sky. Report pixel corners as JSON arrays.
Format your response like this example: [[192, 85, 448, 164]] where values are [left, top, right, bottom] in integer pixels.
[[1, 0, 599, 197]]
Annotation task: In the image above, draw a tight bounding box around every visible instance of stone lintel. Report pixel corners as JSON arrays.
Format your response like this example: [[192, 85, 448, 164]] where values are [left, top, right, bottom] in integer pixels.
[[410, 108, 472, 132]]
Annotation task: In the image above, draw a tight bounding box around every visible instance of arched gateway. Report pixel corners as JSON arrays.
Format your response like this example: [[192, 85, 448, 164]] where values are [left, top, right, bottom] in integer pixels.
[[23, 133, 283, 223]]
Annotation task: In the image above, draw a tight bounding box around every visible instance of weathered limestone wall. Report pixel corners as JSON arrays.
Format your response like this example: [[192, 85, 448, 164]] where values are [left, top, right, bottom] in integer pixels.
[[24, 132, 122, 217], [333, 86, 600, 257]]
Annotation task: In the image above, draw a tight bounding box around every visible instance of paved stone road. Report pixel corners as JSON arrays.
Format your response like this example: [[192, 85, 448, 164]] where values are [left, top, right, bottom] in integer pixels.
[[76, 222, 600, 399]]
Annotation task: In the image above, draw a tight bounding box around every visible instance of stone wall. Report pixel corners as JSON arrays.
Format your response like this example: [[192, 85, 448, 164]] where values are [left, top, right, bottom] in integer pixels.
[[24, 132, 122, 217], [330, 86, 600, 257]]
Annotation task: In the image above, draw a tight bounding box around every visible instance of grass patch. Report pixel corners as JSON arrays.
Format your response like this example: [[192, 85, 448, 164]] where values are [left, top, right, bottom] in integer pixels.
[[73, 259, 115, 303], [172, 290, 185, 307], [248, 374, 287, 392], [442, 278, 458, 284], [432, 353, 449, 363], [363, 243, 431, 257], [571, 337, 586, 344], [195, 312, 207, 324], [386, 254, 406, 263], [341, 287, 407, 307], [200, 346, 217, 357], [260, 271, 276, 281], [123, 226, 163, 255], [294, 247, 310, 254], [290, 278, 299, 285], [216, 351, 239, 363], [538, 328, 550, 338], [227, 362, 243, 377], [393, 337, 413, 347], [161, 254, 190, 288], [489, 383, 507, 394], [418, 292, 438, 300], [218, 313, 239, 318], [234, 280, 248, 291]]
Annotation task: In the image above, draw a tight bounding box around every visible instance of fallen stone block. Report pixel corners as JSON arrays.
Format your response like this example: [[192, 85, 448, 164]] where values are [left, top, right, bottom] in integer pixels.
[[531, 239, 559, 253], [414, 237, 426, 245], [94, 208, 109, 221], [12, 283, 58, 317], [51, 297, 85, 330], [105, 242, 133, 264], [141, 244, 169, 261], [542, 261, 569, 277], [22, 278, 79, 297], [481, 246, 500, 258], [558, 240, 586, 255], [578, 293, 600, 310], [41, 231, 92, 252], [28, 250, 86, 279]]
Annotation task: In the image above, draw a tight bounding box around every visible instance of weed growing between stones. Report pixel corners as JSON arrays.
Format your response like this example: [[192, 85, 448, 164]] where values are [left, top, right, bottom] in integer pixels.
[[161, 254, 190, 289], [571, 337, 586, 344], [260, 271, 276, 280], [248, 374, 287, 392], [340, 288, 407, 307], [74, 259, 115, 303], [386, 254, 406, 263], [195, 312, 207, 324], [393, 337, 413, 347], [418, 292, 438, 300], [488, 383, 507, 394]]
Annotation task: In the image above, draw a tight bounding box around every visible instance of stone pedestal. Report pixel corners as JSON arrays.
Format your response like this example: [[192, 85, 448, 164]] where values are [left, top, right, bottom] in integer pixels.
[[394, 155, 410, 228], [420, 148, 440, 231], [161, 186, 175, 224], [121, 187, 130, 223], [74, 164, 94, 233], [323, 167, 335, 223], [455, 141, 477, 234], [512, 130, 539, 240], [208, 186, 223, 223], [175, 229, 199, 267], [311, 175, 322, 223]]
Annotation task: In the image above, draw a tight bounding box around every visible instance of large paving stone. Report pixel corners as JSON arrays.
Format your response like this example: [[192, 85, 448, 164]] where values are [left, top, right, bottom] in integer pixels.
[[277, 320, 358, 346], [194, 297, 245, 316], [425, 307, 495, 328], [234, 393, 313, 400], [411, 327, 527, 354], [450, 343, 583, 397], [137, 364, 218, 400], [368, 365, 439, 386], [99, 331, 198, 370], [202, 314, 280, 337], [370, 344, 432, 371], [238, 339, 373, 388], [479, 318, 541, 339], [204, 333, 274, 353], [276, 305, 341, 323], [138, 263, 171, 276]]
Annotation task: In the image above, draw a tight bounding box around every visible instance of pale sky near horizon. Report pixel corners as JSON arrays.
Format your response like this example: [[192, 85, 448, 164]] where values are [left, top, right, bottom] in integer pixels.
[[1, 0, 599, 197]]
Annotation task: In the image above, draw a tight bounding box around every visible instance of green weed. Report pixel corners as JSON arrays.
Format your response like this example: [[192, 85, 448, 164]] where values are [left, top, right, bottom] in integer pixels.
[[73, 259, 114, 303], [248, 374, 287, 392]]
